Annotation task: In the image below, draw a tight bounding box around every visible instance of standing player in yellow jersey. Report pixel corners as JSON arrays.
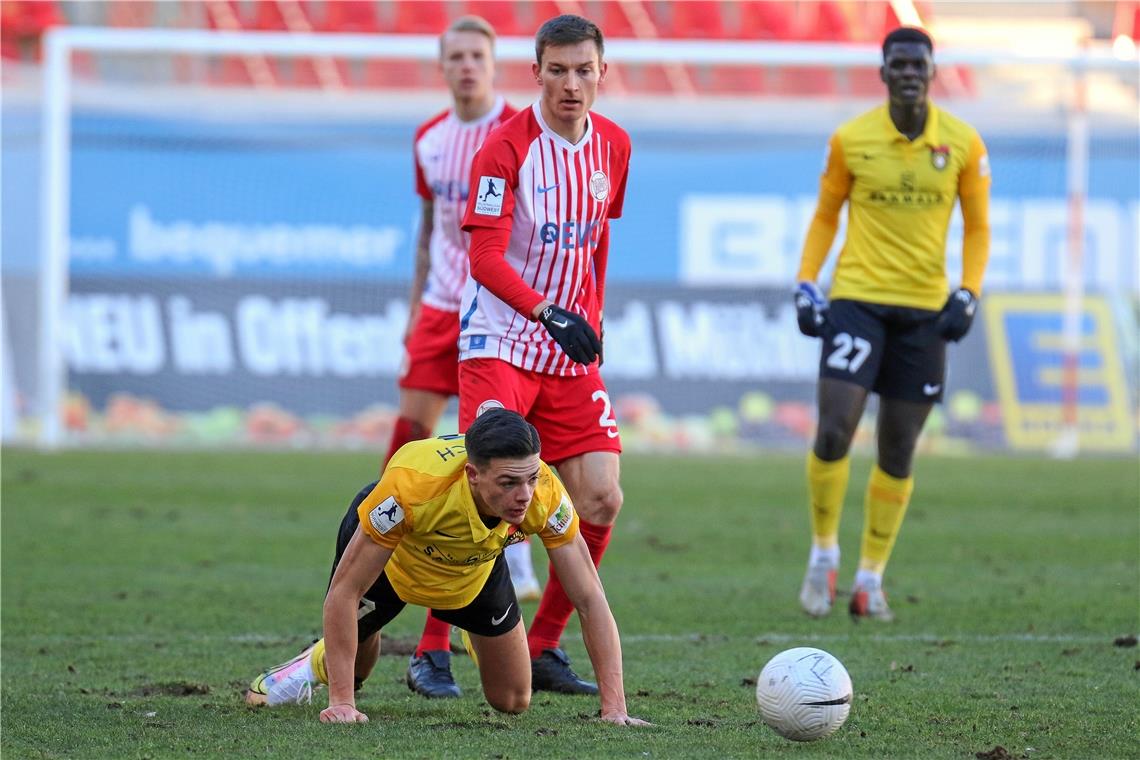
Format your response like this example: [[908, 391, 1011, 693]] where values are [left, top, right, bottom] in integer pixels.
[[243, 409, 648, 726], [794, 27, 991, 621]]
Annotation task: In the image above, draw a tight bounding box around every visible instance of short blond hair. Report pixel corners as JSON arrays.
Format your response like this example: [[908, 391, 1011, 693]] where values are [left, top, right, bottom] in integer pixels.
[[440, 15, 496, 56]]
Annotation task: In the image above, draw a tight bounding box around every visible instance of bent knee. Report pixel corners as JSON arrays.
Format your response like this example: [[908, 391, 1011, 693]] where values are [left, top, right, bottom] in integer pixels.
[[488, 689, 531, 715], [814, 424, 853, 460], [580, 482, 623, 525]]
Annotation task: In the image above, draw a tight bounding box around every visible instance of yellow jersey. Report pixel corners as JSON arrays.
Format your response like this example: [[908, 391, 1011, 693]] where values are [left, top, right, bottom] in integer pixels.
[[802, 103, 991, 310], [355, 436, 578, 609]]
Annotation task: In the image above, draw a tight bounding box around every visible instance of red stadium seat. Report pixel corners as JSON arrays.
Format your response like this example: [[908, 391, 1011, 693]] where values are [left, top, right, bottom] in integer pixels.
[[322, 0, 382, 33], [666, 1, 727, 39], [738, 0, 794, 40], [462, 1, 527, 36], [590, 0, 640, 38], [392, 0, 451, 34], [529, 1, 568, 30], [798, 1, 851, 41], [106, 1, 156, 28], [1, 0, 65, 61]]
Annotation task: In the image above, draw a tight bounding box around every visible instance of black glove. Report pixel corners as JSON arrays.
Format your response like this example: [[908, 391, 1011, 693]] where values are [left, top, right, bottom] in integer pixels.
[[935, 288, 978, 342], [538, 304, 602, 365], [794, 282, 829, 338]]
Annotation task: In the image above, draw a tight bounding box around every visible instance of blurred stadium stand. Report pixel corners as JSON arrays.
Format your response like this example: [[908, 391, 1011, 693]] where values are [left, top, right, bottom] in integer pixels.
[[4, 1, 1135, 98], [0, 0, 939, 96]]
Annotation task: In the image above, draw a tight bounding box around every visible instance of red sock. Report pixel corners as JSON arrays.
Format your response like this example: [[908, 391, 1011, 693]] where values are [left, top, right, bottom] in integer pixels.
[[383, 416, 429, 472], [415, 611, 452, 656], [527, 520, 612, 659]]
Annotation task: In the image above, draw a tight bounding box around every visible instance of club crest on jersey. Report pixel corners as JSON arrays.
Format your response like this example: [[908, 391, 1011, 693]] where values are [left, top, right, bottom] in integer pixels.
[[476, 399, 505, 417], [588, 170, 609, 201], [474, 175, 505, 215], [547, 495, 574, 535], [930, 145, 950, 170], [368, 496, 404, 534]]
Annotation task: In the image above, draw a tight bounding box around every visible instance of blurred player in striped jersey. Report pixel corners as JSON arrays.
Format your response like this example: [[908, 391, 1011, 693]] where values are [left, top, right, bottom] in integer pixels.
[[794, 27, 991, 621], [384, 15, 535, 700], [457, 14, 631, 694]]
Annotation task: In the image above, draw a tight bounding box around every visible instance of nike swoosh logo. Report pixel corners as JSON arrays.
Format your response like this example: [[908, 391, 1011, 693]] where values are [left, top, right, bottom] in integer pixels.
[[548, 316, 569, 328], [434, 530, 460, 538], [537, 184, 559, 193], [923, 383, 942, 396], [491, 603, 514, 626]]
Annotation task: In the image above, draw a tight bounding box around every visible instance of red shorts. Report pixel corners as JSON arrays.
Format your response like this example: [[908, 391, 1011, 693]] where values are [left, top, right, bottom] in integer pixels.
[[458, 358, 622, 464], [398, 304, 459, 396]]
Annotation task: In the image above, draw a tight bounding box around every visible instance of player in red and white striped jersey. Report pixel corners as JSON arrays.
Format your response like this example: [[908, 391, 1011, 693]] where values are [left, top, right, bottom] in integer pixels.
[[385, 16, 524, 702], [459, 14, 632, 695]]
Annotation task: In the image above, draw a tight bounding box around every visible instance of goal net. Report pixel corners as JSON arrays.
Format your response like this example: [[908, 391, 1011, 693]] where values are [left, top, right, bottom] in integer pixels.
[[4, 27, 1137, 453]]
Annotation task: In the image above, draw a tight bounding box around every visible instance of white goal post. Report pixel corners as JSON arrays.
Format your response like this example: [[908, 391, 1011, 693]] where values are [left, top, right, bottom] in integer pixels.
[[33, 26, 1137, 449]]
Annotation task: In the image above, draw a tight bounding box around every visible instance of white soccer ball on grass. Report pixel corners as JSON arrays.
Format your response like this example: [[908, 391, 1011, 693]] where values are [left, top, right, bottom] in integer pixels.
[[755, 647, 852, 742]]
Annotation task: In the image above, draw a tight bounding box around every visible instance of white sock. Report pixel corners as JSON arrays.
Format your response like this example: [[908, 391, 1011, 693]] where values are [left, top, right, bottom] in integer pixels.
[[504, 540, 536, 584], [809, 544, 840, 568], [854, 568, 882, 589]]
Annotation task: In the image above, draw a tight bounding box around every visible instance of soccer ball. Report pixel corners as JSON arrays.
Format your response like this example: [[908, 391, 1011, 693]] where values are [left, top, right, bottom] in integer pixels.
[[755, 647, 852, 742]]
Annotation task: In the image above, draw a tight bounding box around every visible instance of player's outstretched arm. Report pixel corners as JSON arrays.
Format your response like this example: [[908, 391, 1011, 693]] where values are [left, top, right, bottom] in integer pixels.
[[320, 528, 393, 723], [548, 536, 650, 727]]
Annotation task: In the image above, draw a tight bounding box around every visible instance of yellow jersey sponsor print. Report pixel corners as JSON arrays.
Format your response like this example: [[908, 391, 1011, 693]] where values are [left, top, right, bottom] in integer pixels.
[[820, 104, 990, 310], [356, 436, 578, 609]]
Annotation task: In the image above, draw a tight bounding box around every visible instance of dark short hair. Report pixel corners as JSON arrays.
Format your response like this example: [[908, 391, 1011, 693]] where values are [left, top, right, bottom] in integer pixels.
[[465, 408, 541, 468], [882, 26, 933, 59], [535, 14, 604, 65]]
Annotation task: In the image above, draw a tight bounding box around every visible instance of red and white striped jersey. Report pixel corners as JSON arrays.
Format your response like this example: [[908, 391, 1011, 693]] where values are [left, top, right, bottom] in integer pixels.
[[458, 102, 631, 376], [414, 97, 515, 312]]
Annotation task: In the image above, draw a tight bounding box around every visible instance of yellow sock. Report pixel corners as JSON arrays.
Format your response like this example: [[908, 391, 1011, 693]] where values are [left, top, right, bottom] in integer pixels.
[[309, 638, 328, 685], [460, 629, 478, 668], [806, 452, 851, 548], [858, 465, 915, 575]]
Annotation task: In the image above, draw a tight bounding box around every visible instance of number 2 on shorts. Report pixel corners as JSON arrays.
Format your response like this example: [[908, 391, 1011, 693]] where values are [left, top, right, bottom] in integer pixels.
[[592, 390, 619, 438]]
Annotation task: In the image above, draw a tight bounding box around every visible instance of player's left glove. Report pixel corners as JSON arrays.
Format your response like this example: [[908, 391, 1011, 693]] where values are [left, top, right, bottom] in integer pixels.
[[794, 282, 829, 338], [539, 304, 602, 365], [935, 288, 978, 342]]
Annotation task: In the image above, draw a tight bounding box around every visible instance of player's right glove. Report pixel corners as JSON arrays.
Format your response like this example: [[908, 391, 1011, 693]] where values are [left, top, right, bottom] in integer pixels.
[[935, 287, 978, 342], [794, 282, 829, 338], [539, 304, 602, 365]]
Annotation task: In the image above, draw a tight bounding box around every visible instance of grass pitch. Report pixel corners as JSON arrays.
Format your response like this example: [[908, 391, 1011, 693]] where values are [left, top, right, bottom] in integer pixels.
[[2, 448, 1137, 759]]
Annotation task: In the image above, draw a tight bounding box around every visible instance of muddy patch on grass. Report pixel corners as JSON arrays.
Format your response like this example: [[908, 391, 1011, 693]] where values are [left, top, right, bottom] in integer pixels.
[[132, 681, 211, 697]]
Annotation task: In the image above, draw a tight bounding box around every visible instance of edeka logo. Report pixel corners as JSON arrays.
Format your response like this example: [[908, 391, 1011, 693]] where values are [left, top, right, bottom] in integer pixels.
[[538, 220, 602, 250], [128, 205, 404, 277]]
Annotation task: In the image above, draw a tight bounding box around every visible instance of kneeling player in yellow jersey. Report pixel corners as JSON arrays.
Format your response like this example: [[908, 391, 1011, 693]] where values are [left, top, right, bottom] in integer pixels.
[[243, 409, 648, 726], [793, 27, 991, 621]]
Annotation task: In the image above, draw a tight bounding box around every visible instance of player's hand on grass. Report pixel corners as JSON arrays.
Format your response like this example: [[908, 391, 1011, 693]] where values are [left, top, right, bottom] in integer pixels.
[[794, 282, 829, 338], [935, 287, 978, 342], [600, 711, 652, 727], [539, 304, 602, 365], [319, 703, 369, 723]]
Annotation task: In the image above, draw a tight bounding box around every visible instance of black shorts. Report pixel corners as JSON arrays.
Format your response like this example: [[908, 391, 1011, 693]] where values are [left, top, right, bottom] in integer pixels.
[[330, 482, 521, 641], [819, 299, 946, 403]]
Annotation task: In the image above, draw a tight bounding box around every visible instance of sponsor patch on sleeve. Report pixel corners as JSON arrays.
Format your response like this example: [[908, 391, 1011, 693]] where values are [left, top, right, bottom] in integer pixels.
[[474, 175, 506, 216], [547, 494, 574, 535], [368, 496, 404, 534]]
